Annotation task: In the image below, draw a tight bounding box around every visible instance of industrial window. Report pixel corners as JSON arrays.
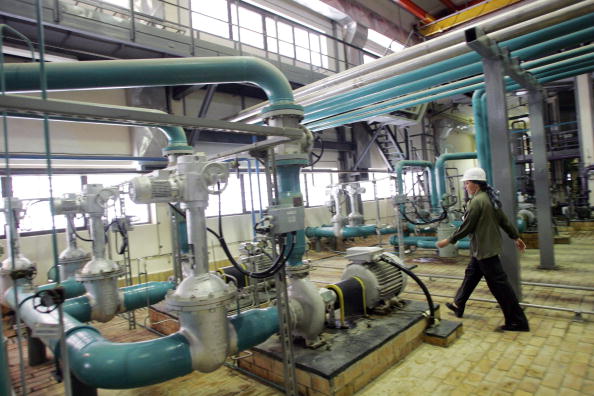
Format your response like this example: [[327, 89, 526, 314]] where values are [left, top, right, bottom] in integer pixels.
[[303, 172, 333, 207], [265, 17, 329, 68], [86, 174, 151, 225], [0, 174, 151, 236], [243, 172, 269, 214], [231, 4, 264, 49], [191, 0, 231, 39], [363, 29, 404, 64], [205, 174, 243, 217], [6, 175, 84, 234]]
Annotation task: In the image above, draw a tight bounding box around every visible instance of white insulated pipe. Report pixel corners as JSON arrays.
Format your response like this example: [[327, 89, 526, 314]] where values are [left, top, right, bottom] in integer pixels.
[[230, 0, 593, 123]]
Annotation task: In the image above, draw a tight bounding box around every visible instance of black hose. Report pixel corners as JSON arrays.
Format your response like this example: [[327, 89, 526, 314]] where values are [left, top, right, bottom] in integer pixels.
[[400, 205, 448, 226], [68, 216, 93, 242], [216, 231, 296, 279], [381, 253, 436, 326]]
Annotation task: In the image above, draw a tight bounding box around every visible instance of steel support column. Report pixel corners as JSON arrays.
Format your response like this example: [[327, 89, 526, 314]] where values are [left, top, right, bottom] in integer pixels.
[[467, 27, 521, 297], [528, 90, 557, 269]]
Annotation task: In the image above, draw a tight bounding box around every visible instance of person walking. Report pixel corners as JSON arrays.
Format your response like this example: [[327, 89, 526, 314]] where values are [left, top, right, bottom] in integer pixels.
[[436, 167, 530, 332]]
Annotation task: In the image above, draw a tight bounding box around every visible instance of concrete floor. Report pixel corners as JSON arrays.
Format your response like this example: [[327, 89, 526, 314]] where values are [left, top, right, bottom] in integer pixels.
[[7, 230, 594, 395]]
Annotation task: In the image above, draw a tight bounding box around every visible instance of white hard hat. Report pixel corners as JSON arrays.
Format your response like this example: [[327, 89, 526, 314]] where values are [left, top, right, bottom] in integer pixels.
[[461, 167, 487, 182]]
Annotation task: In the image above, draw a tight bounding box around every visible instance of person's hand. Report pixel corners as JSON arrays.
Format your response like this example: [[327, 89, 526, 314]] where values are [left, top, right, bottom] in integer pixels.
[[436, 239, 450, 248], [515, 238, 526, 253]]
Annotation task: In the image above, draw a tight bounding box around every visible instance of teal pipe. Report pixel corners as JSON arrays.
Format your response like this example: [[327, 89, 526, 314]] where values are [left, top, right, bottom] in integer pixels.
[[305, 23, 594, 130], [306, 44, 594, 132], [276, 159, 308, 266], [305, 225, 398, 238], [3, 57, 296, 107], [389, 235, 470, 249], [456, 240, 470, 250], [304, 15, 594, 119], [4, 287, 194, 389], [229, 307, 278, 352], [37, 277, 87, 299], [479, 93, 493, 185], [66, 328, 192, 389], [394, 160, 438, 208], [159, 126, 193, 153], [63, 281, 175, 322], [435, 152, 478, 200]]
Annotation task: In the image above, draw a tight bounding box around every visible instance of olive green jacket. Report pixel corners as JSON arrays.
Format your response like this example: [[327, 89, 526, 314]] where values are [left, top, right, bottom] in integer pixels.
[[448, 191, 519, 260]]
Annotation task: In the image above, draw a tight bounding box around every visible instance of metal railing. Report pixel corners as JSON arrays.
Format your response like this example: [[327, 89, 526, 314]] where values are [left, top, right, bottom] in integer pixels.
[[49, 0, 379, 75]]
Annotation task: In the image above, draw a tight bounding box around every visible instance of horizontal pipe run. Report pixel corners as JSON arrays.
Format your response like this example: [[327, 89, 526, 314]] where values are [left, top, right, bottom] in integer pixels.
[[63, 281, 175, 322], [0, 95, 304, 139], [3, 57, 296, 107], [36, 278, 87, 299], [307, 55, 594, 132], [305, 225, 398, 238], [0, 153, 167, 162], [415, 273, 594, 292], [404, 290, 594, 316], [230, 0, 587, 123], [305, 22, 594, 129]]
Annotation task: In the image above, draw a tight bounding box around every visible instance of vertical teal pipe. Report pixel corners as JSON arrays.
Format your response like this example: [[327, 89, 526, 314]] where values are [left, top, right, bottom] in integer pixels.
[[276, 159, 307, 266], [394, 160, 438, 208], [472, 90, 492, 183], [480, 92, 493, 185], [159, 126, 193, 153], [229, 307, 278, 352], [435, 152, 478, 199]]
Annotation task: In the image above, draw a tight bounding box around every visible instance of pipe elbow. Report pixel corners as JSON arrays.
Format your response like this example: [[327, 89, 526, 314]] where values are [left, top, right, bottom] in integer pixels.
[[68, 332, 193, 389]]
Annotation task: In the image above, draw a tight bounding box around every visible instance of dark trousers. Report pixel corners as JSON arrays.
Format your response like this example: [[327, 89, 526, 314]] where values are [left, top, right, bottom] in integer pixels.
[[453, 255, 528, 327]]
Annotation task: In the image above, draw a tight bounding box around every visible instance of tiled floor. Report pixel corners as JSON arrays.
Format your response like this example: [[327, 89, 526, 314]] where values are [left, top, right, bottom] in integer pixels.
[[6, 230, 594, 395]]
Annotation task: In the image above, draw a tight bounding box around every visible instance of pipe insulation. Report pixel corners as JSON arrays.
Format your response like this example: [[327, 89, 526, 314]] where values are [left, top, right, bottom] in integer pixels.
[[231, 0, 589, 123], [304, 15, 594, 129]]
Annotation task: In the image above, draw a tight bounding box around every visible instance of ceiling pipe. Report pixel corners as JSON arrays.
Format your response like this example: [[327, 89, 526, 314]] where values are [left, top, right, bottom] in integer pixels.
[[301, 18, 594, 128], [301, 8, 594, 116], [2, 56, 299, 114], [305, 53, 594, 131], [392, 0, 436, 24], [230, 0, 588, 123]]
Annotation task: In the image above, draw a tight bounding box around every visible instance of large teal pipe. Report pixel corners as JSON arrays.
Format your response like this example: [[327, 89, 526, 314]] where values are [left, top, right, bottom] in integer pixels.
[[3, 57, 296, 107], [395, 160, 438, 208], [305, 23, 594, 129], [435, 152, 478, 200], [389, 235, 470, 249], [66, 329, 192, 389], [63, 281, 175, 322], [305, 225, 398, 238], [36, 277, 87, 299], [306, 41, 594, 132], [303, 15, 594, 120], [276, 159, 308, 266], [229, 307, 278, 352], [8, 285, 280, 389]]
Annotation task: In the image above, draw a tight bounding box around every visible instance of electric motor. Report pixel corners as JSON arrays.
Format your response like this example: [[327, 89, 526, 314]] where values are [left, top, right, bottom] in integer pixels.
[[129, 174, 180, 204], [341, 247, 407, 309]]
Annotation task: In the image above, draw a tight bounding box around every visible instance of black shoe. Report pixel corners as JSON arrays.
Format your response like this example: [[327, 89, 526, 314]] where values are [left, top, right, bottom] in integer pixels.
[[497, 324, 530, 332], [445, 302, 463, 318]]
